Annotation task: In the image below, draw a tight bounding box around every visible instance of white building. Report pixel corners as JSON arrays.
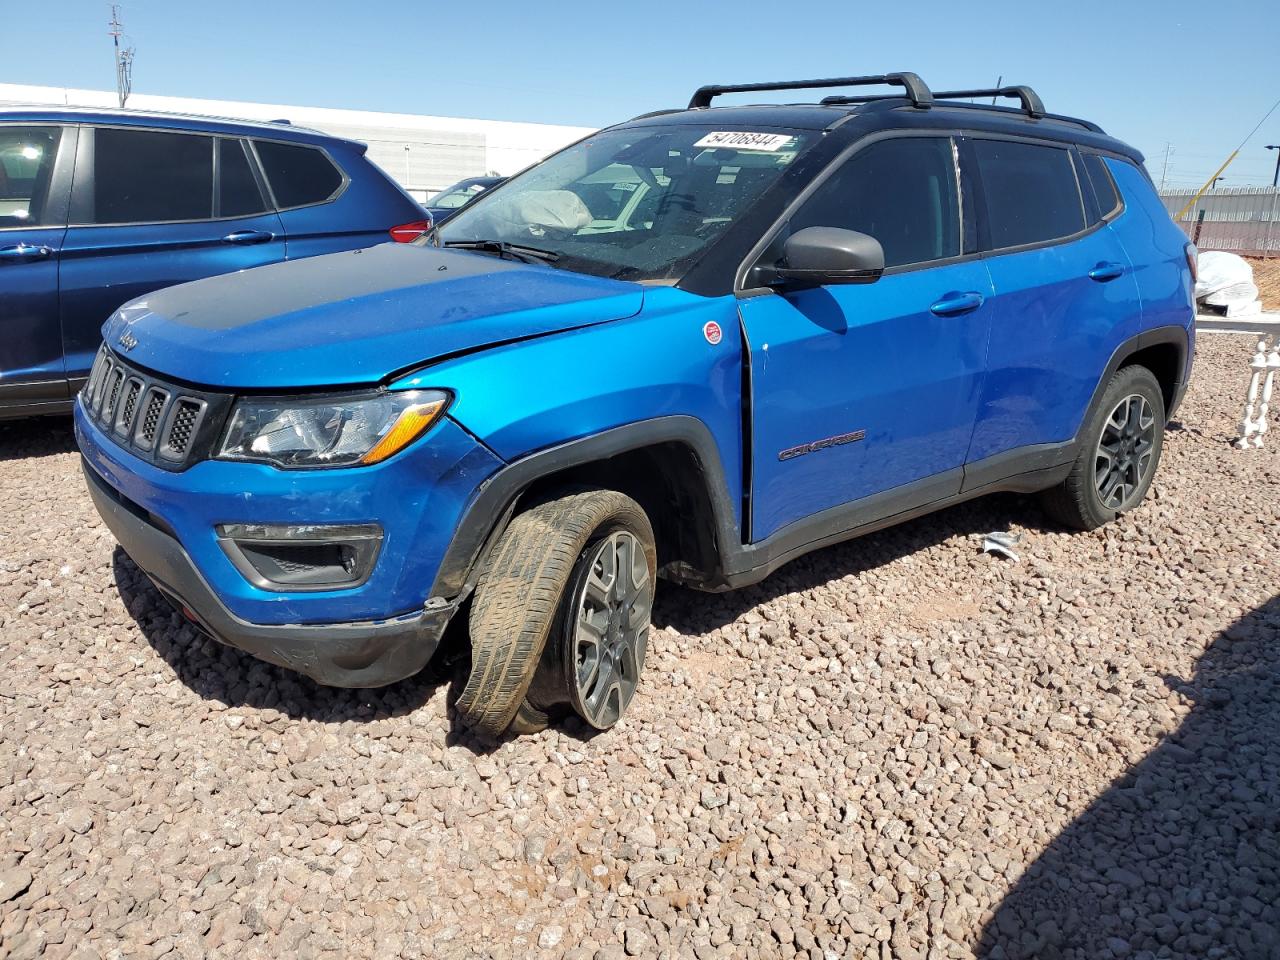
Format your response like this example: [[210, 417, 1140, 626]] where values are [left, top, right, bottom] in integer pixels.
[[0, 83, 595, 201]]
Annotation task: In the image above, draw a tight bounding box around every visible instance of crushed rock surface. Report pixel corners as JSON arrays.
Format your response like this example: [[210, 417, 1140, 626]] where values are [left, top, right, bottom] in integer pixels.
[[1, 333, 1277, 960]]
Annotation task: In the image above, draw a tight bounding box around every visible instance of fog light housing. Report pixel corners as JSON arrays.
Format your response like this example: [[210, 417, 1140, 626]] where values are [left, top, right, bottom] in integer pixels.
[[216, 523, 383, 591]]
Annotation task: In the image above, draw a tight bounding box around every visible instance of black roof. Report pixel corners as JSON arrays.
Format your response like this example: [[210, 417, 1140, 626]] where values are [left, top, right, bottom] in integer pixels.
[[618, 74, 1142, 163]]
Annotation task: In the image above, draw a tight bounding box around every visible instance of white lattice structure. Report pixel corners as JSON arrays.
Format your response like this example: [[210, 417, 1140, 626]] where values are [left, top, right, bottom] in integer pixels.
[[1235, 336, 1280, 448]]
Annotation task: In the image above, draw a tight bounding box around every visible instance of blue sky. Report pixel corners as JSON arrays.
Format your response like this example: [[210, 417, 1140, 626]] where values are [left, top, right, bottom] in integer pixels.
[[7, 0, 1280, 187]]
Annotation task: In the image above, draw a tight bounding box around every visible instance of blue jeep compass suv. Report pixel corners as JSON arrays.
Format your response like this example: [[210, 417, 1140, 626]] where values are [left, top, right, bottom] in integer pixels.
[[76, 74, 1195, 736], [0, 107, 427, 419]]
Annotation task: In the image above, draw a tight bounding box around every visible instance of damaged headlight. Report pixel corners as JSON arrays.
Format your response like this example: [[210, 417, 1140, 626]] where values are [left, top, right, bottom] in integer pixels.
[[217, 390, 450, 469]]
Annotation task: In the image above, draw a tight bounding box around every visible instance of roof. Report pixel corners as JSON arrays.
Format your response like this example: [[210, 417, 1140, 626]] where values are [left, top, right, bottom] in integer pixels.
[[0, 104, 358, 149], [619, 99, 1141, 164]]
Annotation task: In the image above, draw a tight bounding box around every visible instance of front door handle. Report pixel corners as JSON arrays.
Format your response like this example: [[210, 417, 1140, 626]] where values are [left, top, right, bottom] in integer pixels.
[[930, 291, 985, 316], [0, 243, 52, 263], [222, 230, 275, 245], [1088, 261, 1125, 282]]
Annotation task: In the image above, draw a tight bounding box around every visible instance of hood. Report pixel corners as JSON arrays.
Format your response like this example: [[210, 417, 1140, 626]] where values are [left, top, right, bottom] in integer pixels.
[[102, 243, 644, 389]]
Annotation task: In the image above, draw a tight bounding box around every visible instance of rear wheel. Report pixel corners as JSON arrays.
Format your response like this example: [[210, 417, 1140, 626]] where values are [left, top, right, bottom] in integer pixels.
[[1040, 365, 1166, 530], [456, 489, 656, 737]]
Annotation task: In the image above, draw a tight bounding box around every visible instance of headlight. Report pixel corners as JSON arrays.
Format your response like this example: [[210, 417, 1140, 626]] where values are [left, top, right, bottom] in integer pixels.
[[217, 390, 450, 468]]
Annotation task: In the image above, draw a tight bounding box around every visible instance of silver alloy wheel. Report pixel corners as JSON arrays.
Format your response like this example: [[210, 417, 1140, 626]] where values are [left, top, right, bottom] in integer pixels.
[[1094, 393, 1157, 510], [566, 530, 653, 730]]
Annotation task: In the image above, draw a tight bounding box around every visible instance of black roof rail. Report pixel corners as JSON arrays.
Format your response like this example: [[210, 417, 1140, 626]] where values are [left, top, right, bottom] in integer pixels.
[[931, 86, 1045, 119], [688, 72, 932, 110]]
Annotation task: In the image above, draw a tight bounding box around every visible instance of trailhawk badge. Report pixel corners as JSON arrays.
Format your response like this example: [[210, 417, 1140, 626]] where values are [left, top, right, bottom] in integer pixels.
[[703, 321, 723, 345]]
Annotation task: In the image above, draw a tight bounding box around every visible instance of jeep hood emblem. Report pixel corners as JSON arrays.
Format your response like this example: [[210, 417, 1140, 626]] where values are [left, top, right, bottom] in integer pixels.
[[118, 332, 138, 351]]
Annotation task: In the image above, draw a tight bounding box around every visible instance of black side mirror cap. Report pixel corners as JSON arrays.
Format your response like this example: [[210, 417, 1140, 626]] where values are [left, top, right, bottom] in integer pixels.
[[768, 226, 885, 287]]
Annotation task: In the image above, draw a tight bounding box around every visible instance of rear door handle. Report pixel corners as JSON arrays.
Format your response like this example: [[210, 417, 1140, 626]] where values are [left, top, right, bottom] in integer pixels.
[[222, 230, 275, 245], [930, 291, 985, 316], [0, 243, 52, 263], [1088, 261, 1125, 282]]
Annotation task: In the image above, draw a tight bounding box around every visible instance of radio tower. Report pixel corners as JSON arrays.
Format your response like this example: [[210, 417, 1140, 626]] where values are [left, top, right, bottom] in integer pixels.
[[108, 4, 135, 108]]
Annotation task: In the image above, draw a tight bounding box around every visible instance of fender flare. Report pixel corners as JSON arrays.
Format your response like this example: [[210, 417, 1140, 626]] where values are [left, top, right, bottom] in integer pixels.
[[1087, 324, 1190, 423], [426, 415, 742, 602]]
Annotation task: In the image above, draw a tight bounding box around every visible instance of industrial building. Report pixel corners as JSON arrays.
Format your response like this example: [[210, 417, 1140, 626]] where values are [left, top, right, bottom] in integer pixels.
[[0, 83, 595, 201]]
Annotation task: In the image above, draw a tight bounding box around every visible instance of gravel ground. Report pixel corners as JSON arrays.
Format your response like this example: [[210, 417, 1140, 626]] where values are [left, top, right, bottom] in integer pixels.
[[2, 333, 1277, 960]]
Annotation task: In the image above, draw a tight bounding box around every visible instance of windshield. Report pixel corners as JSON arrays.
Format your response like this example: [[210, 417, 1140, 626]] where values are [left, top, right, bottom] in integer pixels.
[[429, 180, 494, 209], [437, 126, 812, 282]]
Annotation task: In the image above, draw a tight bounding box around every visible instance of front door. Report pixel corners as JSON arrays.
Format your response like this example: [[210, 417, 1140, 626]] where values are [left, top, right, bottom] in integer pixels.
[[60, 127, 286, 384], [0, 123, 73, 407], [741, 135, 994, 541]]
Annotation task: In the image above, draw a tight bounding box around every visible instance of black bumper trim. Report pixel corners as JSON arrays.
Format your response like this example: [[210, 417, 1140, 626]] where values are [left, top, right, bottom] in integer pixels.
[[82, 458, 453, 688]]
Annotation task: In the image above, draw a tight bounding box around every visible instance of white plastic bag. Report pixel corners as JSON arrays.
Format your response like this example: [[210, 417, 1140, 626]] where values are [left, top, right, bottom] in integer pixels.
[[1195, 250, 1254, 302]]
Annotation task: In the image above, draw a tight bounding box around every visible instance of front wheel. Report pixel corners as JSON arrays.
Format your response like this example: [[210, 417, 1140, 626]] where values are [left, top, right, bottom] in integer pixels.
[[1040, 365, 1166, 530], [455, 489, 656, 737]]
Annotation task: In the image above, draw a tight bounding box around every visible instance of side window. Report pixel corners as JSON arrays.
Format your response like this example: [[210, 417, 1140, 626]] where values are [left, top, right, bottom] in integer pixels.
[[0, 126, 62, 227], [93, 128, 214, 224], [790, 137, 960, 269], [218, 138, 267, 218], [1082, 153, 1121, 220], [972, 139, 1086, 249], [252, 140, 343, 209]]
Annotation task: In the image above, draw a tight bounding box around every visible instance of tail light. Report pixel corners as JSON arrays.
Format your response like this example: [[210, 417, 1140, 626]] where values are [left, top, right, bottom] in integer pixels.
[[389, 217, 432, 243], [1184, 242, 1198, 284]]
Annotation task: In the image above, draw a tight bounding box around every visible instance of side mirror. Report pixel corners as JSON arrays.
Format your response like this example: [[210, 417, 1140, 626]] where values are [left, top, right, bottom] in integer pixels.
[[770, 226, 885, 287]]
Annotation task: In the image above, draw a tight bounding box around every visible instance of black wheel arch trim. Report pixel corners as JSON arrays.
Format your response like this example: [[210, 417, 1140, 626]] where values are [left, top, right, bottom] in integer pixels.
[[1092, 324, 1190, 421]]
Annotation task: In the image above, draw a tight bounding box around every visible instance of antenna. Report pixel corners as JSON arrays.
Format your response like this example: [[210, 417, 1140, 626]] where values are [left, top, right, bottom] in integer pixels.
[[108, 4, 135, 108]]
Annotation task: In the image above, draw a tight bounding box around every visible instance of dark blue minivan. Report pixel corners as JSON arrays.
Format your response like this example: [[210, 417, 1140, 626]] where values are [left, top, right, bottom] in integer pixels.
[[0, 108, 428, 418]]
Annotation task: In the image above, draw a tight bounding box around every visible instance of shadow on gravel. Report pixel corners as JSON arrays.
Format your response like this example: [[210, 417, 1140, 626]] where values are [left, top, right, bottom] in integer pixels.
[[977, 595, 1280, 959], [0, 415, 75, 461], [111, 548, 468, 726], [654, 491, 1050, 635]]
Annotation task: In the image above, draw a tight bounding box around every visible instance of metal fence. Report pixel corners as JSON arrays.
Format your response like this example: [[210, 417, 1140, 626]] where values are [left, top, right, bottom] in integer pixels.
[[1158, 187, 1280, 257]]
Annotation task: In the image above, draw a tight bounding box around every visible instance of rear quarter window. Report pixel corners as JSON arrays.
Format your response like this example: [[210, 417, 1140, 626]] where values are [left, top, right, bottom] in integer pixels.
[[973, 139, 1086, 249], [1082, 153, 1122, 220], [252, 140, 344, 209]]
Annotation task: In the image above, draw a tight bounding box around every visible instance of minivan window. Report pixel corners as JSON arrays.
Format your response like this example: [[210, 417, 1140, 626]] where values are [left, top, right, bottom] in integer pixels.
[[973, 139, 1086, 249], [253, 140, 343, 209], [789, 137, 960, 269], [1082, 153, 1121, 220], [93, 128, 213, 224], [218, 138, 267, 218], [0, 126, 61, 227]]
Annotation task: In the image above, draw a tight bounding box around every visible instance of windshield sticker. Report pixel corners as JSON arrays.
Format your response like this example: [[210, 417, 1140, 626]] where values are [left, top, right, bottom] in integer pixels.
[[693, 131, 796, 153]]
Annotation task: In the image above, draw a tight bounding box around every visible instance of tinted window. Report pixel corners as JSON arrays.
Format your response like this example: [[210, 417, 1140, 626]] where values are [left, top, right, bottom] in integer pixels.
[[790, 137, 960, 268], [973, 139, 1085, 249], [0, 126, 61, 227], [93, 128, 213, 224], [1083, 153, 1121, 220], [219, 138, 266, 217], [253, 140, 343, 208]]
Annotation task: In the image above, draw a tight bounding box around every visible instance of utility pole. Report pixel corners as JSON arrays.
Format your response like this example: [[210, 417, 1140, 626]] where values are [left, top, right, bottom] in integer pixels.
[[108, 4, 134, 108], [1160, 142, 1172, 192], [1267, 145, 1280, 188]]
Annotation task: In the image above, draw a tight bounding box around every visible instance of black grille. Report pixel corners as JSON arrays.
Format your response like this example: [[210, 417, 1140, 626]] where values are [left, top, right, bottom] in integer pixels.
[[79, 346, 231, 471]]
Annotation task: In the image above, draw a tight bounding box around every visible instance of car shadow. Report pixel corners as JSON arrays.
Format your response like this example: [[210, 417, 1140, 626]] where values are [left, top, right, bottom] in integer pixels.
[[976, 594, 1280, 959], [653, 490, 1050, 635], [0, 415, 76, 462]]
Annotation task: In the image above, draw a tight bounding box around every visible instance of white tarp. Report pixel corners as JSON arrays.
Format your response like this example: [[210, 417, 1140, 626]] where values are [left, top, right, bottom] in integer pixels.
[[1195, 251, 1260, 309]]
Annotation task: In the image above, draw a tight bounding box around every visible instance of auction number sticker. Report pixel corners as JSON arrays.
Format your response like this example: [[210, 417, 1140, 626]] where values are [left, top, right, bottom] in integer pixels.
[[703, 320, 723, 345], [693, 131, 795, 152]]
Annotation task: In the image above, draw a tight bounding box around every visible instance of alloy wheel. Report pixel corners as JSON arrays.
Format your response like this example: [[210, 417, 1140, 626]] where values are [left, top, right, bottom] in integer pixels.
[[1094, 393, 1156, 510]]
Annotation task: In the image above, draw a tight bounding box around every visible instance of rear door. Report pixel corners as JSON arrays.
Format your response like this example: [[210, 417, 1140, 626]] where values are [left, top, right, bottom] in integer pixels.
[[0, 123, 74, 408], [964, 137, 1143, 473], [59, 126, 286, 384], [739, 135, 994, 541]]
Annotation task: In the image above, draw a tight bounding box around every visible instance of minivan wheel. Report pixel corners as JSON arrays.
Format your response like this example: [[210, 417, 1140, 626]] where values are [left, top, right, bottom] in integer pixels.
[[1040, 365, 1166, 531], [456, 489, 656, 737]]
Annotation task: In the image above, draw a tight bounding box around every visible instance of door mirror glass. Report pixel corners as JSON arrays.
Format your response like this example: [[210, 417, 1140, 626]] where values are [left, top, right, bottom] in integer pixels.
[[772, 226, 884, 286]]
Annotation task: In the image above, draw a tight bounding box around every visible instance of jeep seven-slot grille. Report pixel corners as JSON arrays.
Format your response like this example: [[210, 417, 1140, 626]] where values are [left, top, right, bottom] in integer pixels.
[[81, 346, 231, 471]]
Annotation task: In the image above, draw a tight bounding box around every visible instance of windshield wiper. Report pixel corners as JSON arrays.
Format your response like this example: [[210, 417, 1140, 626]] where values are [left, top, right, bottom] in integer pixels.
[[444, 239, 560, 265]]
